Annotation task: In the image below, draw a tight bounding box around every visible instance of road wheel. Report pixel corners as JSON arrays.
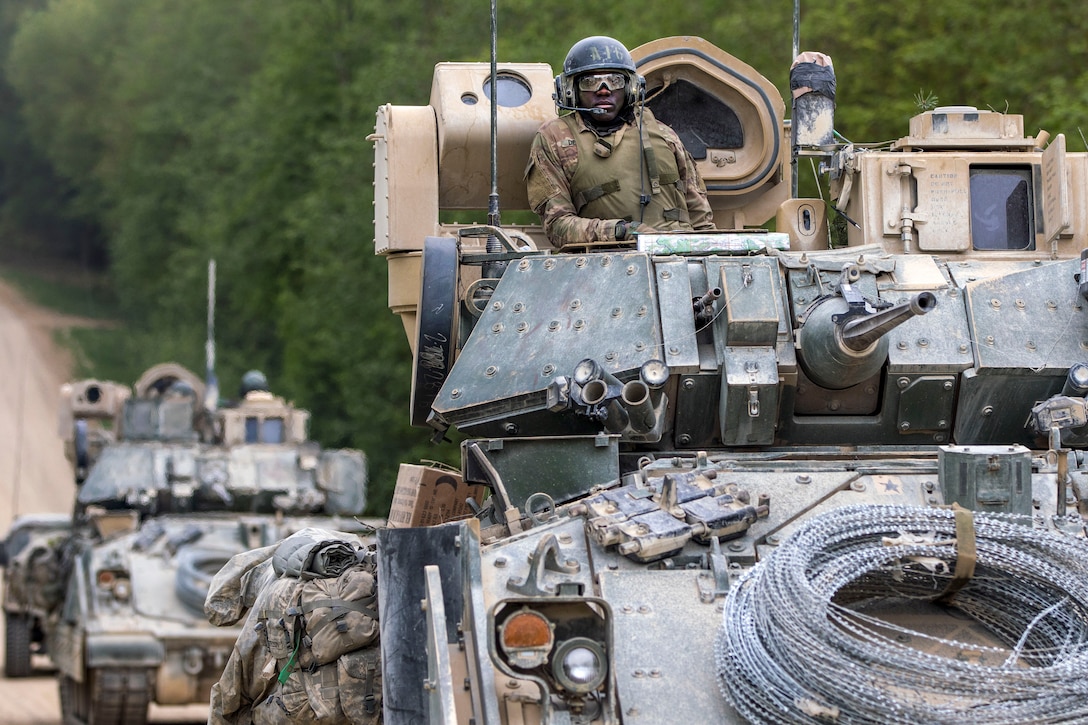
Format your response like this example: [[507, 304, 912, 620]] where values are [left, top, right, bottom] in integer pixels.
[[87, 667, 152, 725], [3, 612, 32, 677]]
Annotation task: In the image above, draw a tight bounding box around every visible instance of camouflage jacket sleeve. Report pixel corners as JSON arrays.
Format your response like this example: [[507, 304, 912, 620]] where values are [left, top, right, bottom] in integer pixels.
[[654, 116, 715, 231], [525, 117, 626, 247]]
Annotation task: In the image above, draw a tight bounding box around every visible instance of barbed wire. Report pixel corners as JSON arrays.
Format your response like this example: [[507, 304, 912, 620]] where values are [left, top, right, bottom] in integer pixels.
[[717, 504, 1088, 724]]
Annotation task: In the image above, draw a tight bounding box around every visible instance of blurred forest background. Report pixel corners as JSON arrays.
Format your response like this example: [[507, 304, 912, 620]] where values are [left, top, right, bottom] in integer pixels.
[[1, 0, 1087, 513]]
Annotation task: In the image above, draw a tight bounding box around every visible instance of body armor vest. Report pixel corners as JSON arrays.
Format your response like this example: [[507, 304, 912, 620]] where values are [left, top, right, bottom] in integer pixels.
[[564, 109, 691, 230]]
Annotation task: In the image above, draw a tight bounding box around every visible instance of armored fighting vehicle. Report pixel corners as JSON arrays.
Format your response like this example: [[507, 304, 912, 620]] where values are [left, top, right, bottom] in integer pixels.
[[2, 362, 368, 724], [1, 512, 71, 676], [371, 36, 1088, 723]]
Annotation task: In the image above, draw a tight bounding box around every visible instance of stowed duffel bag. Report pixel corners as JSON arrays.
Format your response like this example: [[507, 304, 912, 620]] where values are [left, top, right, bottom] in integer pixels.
[[251, 534, 382, 724]]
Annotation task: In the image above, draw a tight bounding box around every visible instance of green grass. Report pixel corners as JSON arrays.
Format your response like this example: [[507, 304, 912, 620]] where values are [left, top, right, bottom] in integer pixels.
[[0, 260, 139, 380], [0, 263, 119, 321], [57, 327, 143, 380]]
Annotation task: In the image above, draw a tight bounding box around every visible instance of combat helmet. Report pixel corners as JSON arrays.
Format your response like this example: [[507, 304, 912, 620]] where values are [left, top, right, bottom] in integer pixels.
[[239, 369, 269, 397], [554, 36, 643, 112]]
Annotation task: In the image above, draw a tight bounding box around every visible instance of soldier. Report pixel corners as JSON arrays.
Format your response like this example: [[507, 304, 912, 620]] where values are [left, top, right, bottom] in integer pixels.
[[239, 369, 270, 398], [526, 35, 715, 249]]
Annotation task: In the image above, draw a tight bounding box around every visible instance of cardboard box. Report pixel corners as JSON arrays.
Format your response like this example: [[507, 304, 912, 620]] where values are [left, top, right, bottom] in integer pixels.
[[387, 462, 488, 528]]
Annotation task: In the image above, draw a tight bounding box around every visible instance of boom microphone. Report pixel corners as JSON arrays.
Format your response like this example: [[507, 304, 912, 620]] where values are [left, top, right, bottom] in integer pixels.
[[554, 99, 608, 115]]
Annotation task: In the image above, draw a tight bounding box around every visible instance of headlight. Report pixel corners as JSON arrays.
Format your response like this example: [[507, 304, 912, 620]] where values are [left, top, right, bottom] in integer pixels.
[[95, 569, 131, 601], [498, 608, 554, 669], [552, 637, 607, 693], [111, 577, 132, 601]]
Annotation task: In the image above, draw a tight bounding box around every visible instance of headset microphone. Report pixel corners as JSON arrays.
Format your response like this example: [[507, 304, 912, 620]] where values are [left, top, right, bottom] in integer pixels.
[[553, 98, 608, 115]]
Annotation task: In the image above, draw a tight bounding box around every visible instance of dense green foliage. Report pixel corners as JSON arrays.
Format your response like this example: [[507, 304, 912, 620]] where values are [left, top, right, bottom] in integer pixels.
[[3, 0, 1088, 512]]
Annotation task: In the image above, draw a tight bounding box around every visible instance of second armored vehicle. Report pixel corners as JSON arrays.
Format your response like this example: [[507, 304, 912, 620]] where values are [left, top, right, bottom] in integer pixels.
[[3, 362, 368, 725]]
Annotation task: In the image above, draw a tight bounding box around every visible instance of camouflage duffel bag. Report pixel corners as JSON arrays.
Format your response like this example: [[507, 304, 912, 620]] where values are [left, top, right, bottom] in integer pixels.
[[256, 563, 378, 669], [252, 647, 381, 725]]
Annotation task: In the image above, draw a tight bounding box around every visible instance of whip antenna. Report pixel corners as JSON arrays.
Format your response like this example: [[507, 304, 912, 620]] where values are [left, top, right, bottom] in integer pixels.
[[205, 259, 218, 412], [487, 0, 500, 236]]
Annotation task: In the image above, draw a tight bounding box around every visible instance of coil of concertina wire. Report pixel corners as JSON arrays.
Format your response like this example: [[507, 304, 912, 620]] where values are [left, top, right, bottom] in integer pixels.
[[716, 504, 1088, 724]]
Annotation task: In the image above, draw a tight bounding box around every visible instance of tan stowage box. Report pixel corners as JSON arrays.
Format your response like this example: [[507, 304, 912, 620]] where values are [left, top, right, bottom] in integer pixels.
[[387, 462, 488, 528]]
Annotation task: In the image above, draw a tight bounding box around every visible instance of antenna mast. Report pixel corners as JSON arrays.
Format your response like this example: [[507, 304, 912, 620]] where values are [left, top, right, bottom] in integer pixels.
[[791, 0, 801, 197], [487, 0, 500, 233], [205, 259, 219, 412]]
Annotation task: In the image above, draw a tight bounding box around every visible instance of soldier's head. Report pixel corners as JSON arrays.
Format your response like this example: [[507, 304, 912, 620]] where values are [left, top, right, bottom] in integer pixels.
[[239, 369, 269, 398], [556, 36, 641, 124]]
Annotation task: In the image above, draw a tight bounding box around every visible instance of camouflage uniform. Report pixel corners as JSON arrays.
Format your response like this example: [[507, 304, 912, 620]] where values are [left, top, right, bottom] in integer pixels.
[[525, 108, 714, 248]]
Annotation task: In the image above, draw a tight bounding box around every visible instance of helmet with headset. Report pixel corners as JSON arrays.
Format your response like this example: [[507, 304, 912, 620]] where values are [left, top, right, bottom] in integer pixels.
[[554, 36, 644, 112]]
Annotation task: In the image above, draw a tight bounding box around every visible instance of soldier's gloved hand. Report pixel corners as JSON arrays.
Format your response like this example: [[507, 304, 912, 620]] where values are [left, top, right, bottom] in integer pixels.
[[614, 220, 658, 241], [629, 221, 658, 235]]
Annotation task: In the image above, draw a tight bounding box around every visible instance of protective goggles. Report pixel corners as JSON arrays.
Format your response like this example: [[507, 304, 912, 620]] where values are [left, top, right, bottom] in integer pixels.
[[577, 73, 627, 92]]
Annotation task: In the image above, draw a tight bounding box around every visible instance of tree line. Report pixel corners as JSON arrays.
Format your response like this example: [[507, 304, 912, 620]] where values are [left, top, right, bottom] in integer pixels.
[[1, 0, 1087, 512]]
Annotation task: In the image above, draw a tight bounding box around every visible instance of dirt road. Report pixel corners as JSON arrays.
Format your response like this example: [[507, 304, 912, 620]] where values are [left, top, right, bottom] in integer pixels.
[[0, 275, 206, 724]]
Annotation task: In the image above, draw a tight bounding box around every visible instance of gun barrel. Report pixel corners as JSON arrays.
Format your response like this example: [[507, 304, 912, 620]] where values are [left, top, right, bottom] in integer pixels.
[[840, 291, 937, 351]]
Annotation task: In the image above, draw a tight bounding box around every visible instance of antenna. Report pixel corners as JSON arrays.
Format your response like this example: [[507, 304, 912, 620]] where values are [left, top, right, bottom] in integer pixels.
[[482, 0, 506, 281], [487, 0, 500, 236], [205, 259, 219, 412], [791, 0, 801, 197]]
